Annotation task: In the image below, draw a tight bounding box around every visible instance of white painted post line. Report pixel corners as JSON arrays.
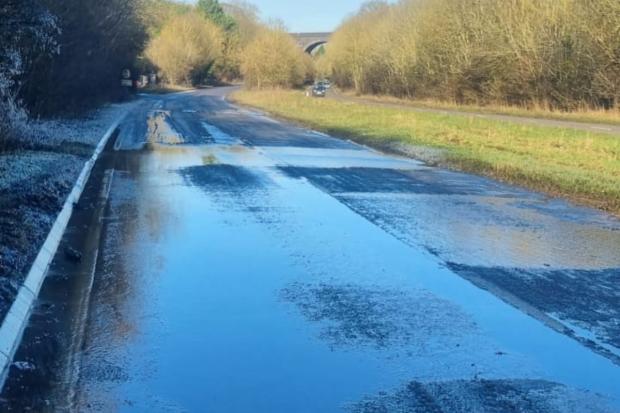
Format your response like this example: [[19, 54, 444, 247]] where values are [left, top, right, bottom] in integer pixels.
[[0, 112, 127, 388]]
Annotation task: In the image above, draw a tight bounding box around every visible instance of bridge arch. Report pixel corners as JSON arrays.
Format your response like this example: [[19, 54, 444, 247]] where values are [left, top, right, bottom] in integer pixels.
[[305, 41, 327, 55], [290, 32, 332, 55]]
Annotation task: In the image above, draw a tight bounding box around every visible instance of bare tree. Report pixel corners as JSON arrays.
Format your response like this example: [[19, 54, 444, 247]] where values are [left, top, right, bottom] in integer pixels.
[[146, 13, 223, 85], [325, 0, 620, 110], [241, 27, 310, 89]]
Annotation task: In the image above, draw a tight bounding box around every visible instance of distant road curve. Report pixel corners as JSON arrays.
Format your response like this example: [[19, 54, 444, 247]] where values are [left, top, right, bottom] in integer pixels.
[[328, 90, 620, 136]]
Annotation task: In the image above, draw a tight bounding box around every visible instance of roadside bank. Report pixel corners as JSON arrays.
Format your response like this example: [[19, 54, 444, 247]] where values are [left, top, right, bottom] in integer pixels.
[[0, 103, 134, 381]]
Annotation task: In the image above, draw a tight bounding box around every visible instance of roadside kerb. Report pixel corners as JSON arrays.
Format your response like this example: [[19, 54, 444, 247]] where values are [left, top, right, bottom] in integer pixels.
[[0, 113, 126, 388]]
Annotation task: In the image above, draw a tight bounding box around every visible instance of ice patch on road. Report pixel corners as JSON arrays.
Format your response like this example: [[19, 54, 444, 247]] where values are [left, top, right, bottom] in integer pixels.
[[201, 122, 243, 145], [12, 361, 36, 371], [147, 110, 184, 145], [310, 131, 330, 138], [237, 107, 281, 124], [551, 313, 620, 362]]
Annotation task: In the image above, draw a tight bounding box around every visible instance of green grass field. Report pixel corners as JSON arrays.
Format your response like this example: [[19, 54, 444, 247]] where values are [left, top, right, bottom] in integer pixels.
[[232, 89, 620, 215], [340, 91, 620, 126]]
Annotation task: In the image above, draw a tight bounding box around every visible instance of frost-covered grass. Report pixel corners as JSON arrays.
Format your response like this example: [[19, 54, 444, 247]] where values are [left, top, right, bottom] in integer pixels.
[[0, 152, 80, 191], [18, 103, 131, 149], [0, 100, 134, 318]]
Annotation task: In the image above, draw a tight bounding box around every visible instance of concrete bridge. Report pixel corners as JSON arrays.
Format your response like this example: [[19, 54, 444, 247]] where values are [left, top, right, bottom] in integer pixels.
[[290, 32, 331, 54]]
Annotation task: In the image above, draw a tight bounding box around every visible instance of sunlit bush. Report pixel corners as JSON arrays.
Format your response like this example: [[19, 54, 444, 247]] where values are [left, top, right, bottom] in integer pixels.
[[146, 13, 223, 86], [241, 28, 310, 89], [325, 0, 620, 110]]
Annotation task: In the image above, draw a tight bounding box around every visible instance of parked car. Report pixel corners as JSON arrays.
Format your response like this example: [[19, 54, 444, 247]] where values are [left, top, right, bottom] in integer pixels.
[[312, 86, 327, 97], [315, 79, 331, 90]]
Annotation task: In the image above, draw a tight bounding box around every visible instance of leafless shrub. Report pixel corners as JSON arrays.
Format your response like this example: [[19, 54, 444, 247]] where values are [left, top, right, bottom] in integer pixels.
[[240, 27, 311, 89], [146, 13, 224, 86], [326, 0, 620, 110]]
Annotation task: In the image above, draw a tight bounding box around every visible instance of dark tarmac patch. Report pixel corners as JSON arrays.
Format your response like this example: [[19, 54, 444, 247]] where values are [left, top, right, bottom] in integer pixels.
[[281, 283, 476, 350], [179, 164, 267, 193], [447, 264, 620, 353], [348, 379, 616, 413], [204, 115, 357, 149], [278, 167, 494, 195]]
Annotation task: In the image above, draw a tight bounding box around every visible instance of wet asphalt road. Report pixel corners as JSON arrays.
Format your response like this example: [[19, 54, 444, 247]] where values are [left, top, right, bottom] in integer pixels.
[[2, 87, 620, 412]]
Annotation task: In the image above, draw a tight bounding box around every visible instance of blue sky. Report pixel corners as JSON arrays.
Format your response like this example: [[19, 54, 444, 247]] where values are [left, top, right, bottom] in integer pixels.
[[187, 0, 367, 32], [247, 0, 366, 32]]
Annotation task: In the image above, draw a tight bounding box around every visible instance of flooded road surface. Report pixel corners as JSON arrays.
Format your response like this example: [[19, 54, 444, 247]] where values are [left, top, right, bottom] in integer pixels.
[[2, 87, 620, 412]]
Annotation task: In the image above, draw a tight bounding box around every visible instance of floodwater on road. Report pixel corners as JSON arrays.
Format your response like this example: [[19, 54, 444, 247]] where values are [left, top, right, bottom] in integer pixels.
[[1, 88, 619, 412]]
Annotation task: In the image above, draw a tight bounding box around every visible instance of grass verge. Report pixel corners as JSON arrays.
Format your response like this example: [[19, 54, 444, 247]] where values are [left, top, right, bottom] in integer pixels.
[[231, 89, 620, 215], [338, 90, 620, 126]]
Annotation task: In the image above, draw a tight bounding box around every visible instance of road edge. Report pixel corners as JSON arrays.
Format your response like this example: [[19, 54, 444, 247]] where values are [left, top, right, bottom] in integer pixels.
[[0, 113, 126, 389]]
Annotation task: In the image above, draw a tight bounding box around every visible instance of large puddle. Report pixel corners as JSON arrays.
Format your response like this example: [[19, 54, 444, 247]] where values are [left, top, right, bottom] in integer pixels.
[[2, 89, 620, 412]]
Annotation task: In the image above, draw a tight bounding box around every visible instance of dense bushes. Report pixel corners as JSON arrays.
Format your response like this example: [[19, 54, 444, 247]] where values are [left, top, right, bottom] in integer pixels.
[[326, 0, 620, 110], [1, 0, 148, 147], [241, 27, 313, 89], [1, 0, 313, 145], [144, 0, 313, 89], [143, 0, 312, 89], [145, 0, 271, 85], [0, 0, 58, 147], [18, 0, 146, 116], [146, 14, 223, 85]]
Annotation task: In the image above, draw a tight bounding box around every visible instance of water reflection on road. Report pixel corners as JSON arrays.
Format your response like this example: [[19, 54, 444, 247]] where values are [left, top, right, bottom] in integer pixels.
[[73, 141, 620, 412], [2, 88, 620, 412]]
